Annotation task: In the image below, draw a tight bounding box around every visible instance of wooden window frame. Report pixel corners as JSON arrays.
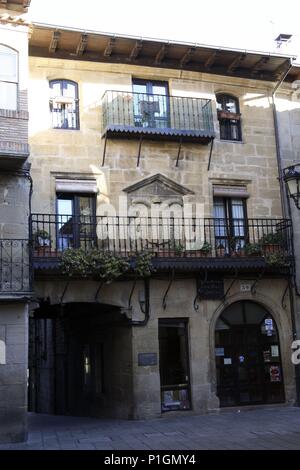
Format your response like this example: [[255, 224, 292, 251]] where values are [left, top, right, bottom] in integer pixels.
[[0, 45, 18, 111], [213, 197, 248, 252], [49, 79, 80, 130], [216, 93, 242, 142]]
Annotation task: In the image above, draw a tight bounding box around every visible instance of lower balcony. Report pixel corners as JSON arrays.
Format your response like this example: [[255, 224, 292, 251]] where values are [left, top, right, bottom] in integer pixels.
[[0, 239, 32, 295], [30, 215, 293, 274]]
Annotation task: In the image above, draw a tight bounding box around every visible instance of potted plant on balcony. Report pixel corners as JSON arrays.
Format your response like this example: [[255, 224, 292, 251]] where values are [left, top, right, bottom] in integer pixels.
[[215, 243, 225, 257], [33, 229, 52, 256], [199, 241, 212, 257], [260, 232, 283, 254], [244, 243, 262, 257], [230, 241, 246, 257], [174, 242, 185, 257], [166, 242, 185, 257]]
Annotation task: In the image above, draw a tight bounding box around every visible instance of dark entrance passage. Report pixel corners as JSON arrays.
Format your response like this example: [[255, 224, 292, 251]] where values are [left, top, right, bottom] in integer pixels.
[[28, 302, 133, 419], [215, 301, 285, 407]]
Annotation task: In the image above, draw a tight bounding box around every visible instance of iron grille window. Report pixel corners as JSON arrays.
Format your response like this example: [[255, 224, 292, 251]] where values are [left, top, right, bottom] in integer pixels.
[[49, 79, 79, 129], [0, 45, 18, 111], [216, 94, 242, 141]]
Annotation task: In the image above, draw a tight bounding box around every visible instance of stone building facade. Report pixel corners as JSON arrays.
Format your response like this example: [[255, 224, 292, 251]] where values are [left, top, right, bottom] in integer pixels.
[[25, 23, 300, 422], [3, 14, 300, 442], [0, 0, 31, 443]]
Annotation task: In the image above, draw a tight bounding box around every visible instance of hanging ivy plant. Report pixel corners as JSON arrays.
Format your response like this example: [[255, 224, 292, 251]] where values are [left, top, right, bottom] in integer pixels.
[[89, 250, 130, 283], [61, 248, 92, 277], [134, 251, 154, 278], [61, 248, 129, 282], [61, 249, 154, 281]]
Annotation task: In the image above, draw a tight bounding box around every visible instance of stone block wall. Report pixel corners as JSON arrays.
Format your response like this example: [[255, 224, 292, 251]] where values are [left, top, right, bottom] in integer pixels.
[[29, 57, 282, 219], [0, 7, 31, 444], [0, 303, 28, 442]]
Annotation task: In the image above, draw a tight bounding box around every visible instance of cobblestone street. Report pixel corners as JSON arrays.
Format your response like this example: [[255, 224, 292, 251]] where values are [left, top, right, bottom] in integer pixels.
[[1, 406, 300, 450]]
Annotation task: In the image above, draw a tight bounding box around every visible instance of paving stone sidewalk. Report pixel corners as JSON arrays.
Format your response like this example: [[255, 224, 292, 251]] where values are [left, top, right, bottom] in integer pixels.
[[1, 406, 300, 450]]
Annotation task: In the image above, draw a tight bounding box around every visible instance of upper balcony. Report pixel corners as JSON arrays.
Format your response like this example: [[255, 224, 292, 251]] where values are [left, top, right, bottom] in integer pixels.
[[101, 90, 215, 144], [30, 215, 293, 275]]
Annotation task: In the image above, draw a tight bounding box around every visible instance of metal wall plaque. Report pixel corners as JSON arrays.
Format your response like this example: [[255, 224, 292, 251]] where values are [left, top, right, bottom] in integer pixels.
[[138, 353, 158, 366], [197, 279, 224, 299]]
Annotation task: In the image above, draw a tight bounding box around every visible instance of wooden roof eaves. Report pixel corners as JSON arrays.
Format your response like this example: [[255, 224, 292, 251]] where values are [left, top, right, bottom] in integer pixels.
[[29, 23, 297, 82]]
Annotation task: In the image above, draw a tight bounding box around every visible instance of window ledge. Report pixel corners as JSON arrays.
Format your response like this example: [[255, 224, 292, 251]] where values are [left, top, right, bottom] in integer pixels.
[[219, 139, 244, 144], [50, 127, 80, 131], [0, 109, 29, 120]]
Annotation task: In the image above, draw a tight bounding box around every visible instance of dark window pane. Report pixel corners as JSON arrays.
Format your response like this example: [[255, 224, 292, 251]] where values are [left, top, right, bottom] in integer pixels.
[[159, 320, 190, 411], [56, 193, 96, 250], [132, 79, 169, 128]]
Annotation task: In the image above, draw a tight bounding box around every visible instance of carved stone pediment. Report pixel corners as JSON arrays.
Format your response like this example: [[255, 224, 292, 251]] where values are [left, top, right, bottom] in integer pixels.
[[123, 173, 193, 197], [123, 174, 194, 207]]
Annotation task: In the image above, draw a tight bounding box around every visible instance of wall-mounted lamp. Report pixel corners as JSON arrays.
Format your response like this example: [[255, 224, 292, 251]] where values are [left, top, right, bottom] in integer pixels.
[[283, 163, 300, 209]]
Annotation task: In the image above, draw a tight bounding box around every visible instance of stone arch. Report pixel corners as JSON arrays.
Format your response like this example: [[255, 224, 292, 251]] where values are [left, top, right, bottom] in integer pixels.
[[208, 291, 295, 406]]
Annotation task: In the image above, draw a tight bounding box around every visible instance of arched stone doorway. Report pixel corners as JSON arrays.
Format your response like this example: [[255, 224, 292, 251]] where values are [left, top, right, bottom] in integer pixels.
[[215, 300, 285, 407]]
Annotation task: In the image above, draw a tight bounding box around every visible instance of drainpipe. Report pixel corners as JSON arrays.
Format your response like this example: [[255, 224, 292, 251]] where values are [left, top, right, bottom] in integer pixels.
[[271, 58, 294, 218], [127, 278, 150, 327]]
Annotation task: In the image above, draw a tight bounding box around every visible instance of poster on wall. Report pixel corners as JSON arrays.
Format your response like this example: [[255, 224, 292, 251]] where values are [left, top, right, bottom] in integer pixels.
[[263, 350, 271, 362], [224, 358, 232, 365], [270, 365, 281, 383], [271, 345, 279, 357], [264, 318, 274, 336], [215, 347, 225, 357]]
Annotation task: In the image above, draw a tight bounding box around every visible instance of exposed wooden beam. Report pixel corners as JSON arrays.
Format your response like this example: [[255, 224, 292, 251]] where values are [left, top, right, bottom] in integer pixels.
[[103, 37, 116, 57], [204, 51, 217, 70], [129, 40, 143, 61], [179, 47, 196, 68], [155, 44, 167, 64], [76, 34, 88, 56], [251, 56, 270, 73], [274, 60, 291, 80], [227, 53, 246, 72], [49, 31, 60, 54]]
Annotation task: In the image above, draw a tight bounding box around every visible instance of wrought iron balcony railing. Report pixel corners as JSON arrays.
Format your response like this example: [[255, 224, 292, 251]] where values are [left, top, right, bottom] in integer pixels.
[[101, 90, 215, 142], [31, 215, 293, 267], [0, 239, 31, 294]]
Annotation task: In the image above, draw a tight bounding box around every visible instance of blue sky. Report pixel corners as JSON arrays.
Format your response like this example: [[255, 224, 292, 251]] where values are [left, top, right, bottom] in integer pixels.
[[28, 0, 300, 58]]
